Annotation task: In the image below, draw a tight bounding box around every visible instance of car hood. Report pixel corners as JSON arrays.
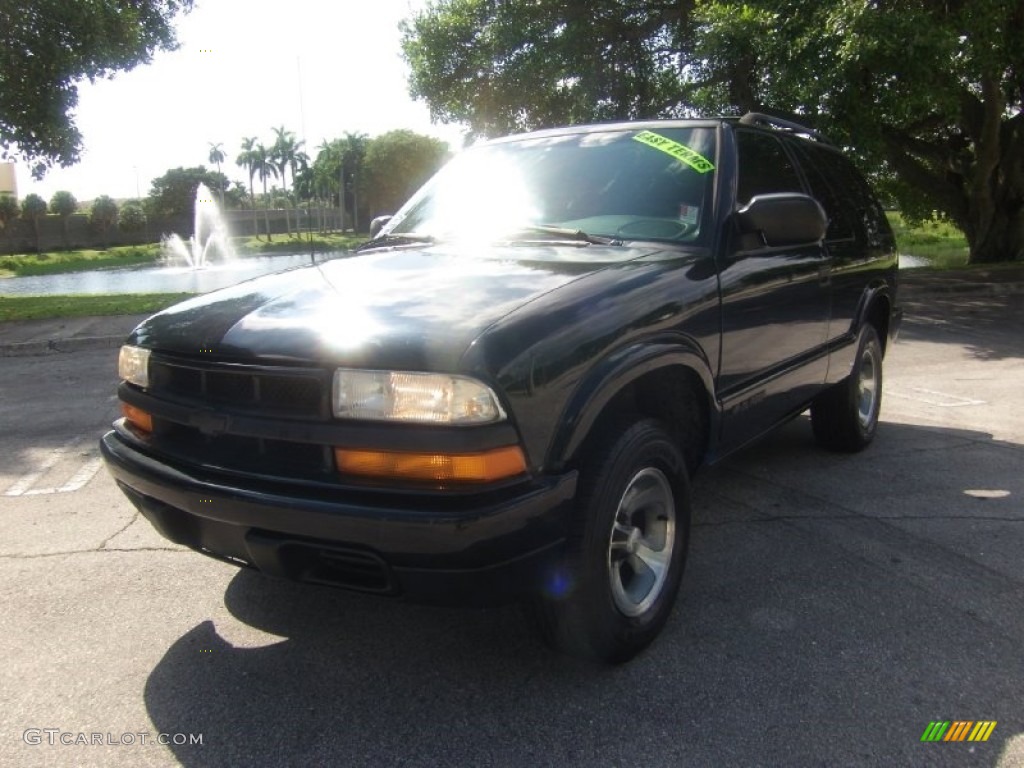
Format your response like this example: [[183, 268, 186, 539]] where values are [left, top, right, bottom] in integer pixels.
[[128, 244, 663, 370]]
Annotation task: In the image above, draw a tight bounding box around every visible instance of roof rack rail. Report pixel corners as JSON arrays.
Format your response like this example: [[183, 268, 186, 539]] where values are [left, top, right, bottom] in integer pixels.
[[738, 112, 833, 145]]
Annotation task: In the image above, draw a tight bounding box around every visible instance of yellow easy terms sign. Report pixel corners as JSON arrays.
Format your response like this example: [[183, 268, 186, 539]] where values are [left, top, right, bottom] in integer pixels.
[[633, 131, 716, 174]]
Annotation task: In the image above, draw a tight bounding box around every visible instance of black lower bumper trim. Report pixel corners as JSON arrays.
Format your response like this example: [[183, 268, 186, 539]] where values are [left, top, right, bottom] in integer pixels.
[[103, 431, 576, 605]]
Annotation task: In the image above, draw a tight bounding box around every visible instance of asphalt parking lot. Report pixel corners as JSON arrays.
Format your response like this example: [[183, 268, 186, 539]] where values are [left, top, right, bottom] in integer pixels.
[[0, 288, 1021, 767]]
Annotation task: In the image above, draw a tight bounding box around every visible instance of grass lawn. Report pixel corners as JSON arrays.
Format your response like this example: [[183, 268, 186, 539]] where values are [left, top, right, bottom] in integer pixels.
[[887, 212, 970, 269], [233, 232, 368, 254], [0, 293, 193, 322], [0, 244, 163, 278]]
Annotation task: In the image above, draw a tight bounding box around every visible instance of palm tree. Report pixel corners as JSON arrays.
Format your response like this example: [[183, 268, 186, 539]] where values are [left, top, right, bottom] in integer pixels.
[[251, 143, 278, 242], [341, 132, 369, 232], [237, 137, 259, 238], [290, 146, 310, 235], [49, 191, 78, 249], [90, 196, 119, 249], [20, 194, 47, 253], [314, 140, 340, 232], [208, 142, 226, 206], [271, 126, 297, 236]]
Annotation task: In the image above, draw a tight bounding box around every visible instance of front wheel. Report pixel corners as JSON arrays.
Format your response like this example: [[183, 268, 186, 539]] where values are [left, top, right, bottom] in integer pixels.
[[534, 418, 690, 663], [811, 323, 883, 452]]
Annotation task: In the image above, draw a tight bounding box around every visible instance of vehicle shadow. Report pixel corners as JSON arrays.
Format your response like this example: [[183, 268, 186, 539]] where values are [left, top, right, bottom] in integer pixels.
[[898, 293, 1024, 361], [144, 418, 1023, 767]]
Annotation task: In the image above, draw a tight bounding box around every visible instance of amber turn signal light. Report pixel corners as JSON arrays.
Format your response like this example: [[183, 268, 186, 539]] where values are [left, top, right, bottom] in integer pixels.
[[121, 403, 153, 434], [335, 445, 527, 483]]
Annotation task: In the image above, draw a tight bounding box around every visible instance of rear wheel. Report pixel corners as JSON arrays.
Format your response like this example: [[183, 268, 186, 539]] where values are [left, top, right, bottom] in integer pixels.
[[535, 418, 690, 663], [811, 323, 883, 452]]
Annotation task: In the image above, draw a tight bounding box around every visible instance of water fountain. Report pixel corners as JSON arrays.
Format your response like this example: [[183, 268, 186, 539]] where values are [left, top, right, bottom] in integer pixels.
[[0, 182, 340, 297], [161, 183, 236, 268]]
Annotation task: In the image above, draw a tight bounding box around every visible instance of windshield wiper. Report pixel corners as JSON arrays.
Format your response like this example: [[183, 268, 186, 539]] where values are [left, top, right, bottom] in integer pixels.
[[507, 225, 622, 246], [354, 233, 436, 252]]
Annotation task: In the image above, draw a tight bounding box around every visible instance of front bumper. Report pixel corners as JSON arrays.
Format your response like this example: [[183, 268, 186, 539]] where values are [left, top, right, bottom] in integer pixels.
[[100, 430, 577, 605]]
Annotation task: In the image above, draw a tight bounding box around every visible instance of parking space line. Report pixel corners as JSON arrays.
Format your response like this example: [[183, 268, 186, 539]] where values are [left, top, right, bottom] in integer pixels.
[[3, 437, 102, 497], [886, 386, 986, 407]]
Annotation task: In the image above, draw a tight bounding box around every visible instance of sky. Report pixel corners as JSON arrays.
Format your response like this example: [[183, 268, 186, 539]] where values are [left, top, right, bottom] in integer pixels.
[[13, 0, 466, 203]]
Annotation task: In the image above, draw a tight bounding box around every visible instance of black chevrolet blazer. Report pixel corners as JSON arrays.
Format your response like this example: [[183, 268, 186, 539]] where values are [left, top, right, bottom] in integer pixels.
[[101, 114, 902, 662]]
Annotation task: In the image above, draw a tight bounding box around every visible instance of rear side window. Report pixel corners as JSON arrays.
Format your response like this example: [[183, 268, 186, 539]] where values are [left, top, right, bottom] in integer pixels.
[[800, 144, 892, 248], [788, 142, 856, 242], [735, 130, 804, 204]]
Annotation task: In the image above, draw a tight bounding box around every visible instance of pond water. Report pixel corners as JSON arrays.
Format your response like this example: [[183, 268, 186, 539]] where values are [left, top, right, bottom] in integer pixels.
[[0, 252, 343, 297]]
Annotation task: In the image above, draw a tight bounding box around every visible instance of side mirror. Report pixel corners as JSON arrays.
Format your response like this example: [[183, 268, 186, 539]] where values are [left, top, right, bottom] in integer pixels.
[[736, 193, 827, 247], [370, 215, 393, 238]]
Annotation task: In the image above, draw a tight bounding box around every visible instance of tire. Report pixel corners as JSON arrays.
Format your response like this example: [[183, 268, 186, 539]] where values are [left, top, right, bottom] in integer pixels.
[[811, 323, 883, 452], [534, 418, 691, 663]]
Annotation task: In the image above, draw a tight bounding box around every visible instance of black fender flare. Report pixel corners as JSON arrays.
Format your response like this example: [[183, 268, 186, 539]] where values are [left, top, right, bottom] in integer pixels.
[[854, 280, 895, 339], [545, 339, 717, 472], [827, 280, 896, 385]]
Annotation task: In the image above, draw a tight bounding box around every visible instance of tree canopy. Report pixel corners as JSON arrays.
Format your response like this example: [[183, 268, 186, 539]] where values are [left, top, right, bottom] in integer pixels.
[[49, 190, 77, 218], [49, 190, 78, 247], [362, 130, 449, 218], [119, 201, 146, 233], [90, 194, 119, 248], [145, 166, 233, 218], [1, 0, 194, 178], [402, 0, 1024, 263]]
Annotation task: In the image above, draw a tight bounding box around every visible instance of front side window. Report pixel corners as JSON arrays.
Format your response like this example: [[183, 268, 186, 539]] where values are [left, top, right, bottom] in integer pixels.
[[735, 130, 804, 204], [384, 127, 717, 248]]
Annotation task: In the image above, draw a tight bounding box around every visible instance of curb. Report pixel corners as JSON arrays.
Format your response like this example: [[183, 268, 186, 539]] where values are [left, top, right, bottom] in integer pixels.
[[0, 334, 125, 358], [900, 282, 1024, 299]]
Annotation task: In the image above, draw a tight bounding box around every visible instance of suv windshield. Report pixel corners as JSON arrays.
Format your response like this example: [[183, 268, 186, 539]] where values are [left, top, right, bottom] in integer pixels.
[[383, 126, 717, 247]]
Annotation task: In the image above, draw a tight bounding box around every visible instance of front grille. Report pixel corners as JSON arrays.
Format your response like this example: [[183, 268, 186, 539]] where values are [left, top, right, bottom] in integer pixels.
[[149, 358, 326, 418], [152, 421, 332, 478], [143, 355, 334, 479]]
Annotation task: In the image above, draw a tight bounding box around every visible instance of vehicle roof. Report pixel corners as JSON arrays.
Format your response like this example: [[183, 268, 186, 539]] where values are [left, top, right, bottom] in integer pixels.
[[479, 115, 836, 150], [481, 119, 727, 145]]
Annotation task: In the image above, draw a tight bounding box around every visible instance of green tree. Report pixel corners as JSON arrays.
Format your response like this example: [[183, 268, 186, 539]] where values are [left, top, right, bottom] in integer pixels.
[[340, 132, 369, 231], [688, 0, 1024, 263], [0, 193, 19, 253], [90, 195, 119, 249], [289, 146, 311, 233], [363, 130, 448, 220], [49, 190, 77, 249], [1, 1, 194, 178], [251, 143, 278, 241], [401, 0, 683, 137], [225, 182, 247, 210], [145, 166, 229, 218], [237, 136, 259, 238], [401, 0, 1024, 264], [20, 193, 47, 252], [313, 139, 343, 231], [119, 201, 147, 234], [207, 142, 226, 205], [271, 126, 307, 236]]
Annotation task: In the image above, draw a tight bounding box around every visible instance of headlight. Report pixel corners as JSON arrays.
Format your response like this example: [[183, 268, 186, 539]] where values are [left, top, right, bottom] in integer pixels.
[[118, 345, 151, 388], [332, 369, 506, 424]]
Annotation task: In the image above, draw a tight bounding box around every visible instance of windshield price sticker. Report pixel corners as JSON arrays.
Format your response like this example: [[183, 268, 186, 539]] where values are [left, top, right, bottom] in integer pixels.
[[633, 131, 715, 174]]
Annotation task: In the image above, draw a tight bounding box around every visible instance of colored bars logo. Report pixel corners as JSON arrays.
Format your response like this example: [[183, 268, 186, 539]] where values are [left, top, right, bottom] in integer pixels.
[[921, 721, 997, 742]]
